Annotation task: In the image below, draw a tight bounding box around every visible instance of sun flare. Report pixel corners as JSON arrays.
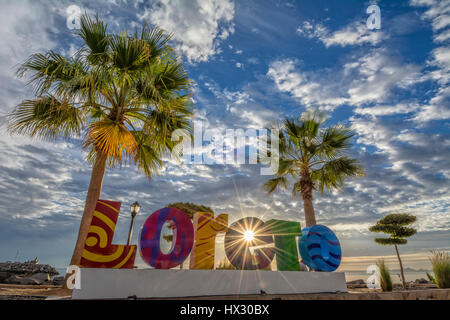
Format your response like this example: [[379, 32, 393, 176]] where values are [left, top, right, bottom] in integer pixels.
[[243, 230, 255, 242]]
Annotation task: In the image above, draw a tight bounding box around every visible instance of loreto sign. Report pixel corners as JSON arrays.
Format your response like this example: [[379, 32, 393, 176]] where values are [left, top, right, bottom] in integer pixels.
[[79, 200, 342, 273]]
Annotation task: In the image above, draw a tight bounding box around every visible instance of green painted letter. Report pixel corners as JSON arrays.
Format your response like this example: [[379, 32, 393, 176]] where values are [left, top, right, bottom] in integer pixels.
[[266, 219, 302, 271]]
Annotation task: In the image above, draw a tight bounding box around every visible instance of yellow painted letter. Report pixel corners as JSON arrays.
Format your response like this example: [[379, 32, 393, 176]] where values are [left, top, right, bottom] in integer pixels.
[[189, 212, 228, 269]]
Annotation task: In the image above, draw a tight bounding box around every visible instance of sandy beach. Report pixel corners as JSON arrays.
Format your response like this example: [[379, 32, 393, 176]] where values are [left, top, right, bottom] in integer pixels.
[[0, 284, 72, 300]]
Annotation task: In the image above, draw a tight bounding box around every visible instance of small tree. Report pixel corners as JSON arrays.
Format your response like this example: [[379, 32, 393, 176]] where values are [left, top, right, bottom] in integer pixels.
[[166, 202, 213, 220], [369, 214, 417, 289]]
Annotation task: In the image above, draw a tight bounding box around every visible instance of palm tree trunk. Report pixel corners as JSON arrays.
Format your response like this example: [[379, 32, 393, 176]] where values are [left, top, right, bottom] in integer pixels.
[[64, 152, 107, 288], [302, 194, 317, 227], [394, 244, 407, 290], [299, 171, 317, 227]]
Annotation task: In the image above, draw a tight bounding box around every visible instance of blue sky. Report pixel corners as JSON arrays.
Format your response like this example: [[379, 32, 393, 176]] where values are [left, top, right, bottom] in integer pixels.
[[0, 0, 448, 273]]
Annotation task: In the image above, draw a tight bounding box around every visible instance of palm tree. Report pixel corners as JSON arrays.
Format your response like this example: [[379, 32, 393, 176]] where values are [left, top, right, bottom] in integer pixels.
[[8, 15, 193, 270], [263, 112, 364, 226]]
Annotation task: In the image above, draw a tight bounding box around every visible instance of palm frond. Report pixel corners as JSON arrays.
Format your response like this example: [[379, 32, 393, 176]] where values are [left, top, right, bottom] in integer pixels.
[[292, 180, 302, 198], [136, 24, 173, 61], [140, 102, 193, 152], [17, 51, 88, 96], [283, 118, 301, 146], [109, 33, 150, 73], [316, 125, 355, 158], [263, 177, 288, 194], [131, 130, 164, 178], [134, 61, 191, 107], [8, 96, 83, 140], [77, 14, 110, 65], [310, 157, 364, 194], [84, 119, 137, 164], [277, 158, 297, 176]]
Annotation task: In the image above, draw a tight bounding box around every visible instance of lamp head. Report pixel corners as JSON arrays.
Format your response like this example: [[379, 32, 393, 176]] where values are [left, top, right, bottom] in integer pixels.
[[130, 201, 141, 218]]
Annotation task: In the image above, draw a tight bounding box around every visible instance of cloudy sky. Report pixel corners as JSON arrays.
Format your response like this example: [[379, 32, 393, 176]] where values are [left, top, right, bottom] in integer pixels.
[[0, 0, 448, 274]]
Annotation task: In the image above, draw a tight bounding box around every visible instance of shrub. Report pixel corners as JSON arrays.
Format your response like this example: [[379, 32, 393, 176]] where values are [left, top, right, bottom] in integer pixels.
[[426, 272, 436, 285], [429, 250, 450, 288], [377, 259, 393, 292]]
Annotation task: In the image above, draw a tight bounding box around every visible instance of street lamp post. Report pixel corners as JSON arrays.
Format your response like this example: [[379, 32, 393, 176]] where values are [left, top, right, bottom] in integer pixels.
[[127, 201, 141, 245]]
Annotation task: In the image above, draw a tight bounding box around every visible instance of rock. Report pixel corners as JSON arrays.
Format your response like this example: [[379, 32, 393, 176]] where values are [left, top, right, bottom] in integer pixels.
[[347, 279, 365, 285], [0, 272, 12, 282], [4, 275, 42, 285], [0, 260, 58, 276], [52, 276, 65, 286], [28, 273, 50, 282], [414, 278, 430, 284]]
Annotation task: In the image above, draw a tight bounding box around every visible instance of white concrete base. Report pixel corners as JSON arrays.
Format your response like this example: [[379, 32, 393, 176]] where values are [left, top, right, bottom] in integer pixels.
[[72, 269, 347, 299]]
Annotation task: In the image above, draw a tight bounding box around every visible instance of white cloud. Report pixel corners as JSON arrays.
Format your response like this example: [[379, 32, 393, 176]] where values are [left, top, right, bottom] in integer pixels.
[[351, 117, 395, 154], [292, 3, 447, 120], [297, 20, 386, 47], [267, 50, 421, 110], [410, 0, 450, 121], [138, 0, 235, 63], [435, 29, 450, 43], [296, 21, 328, 40], [345, 50, 422, 105], [431, 46, 450, 68], [379, 197, 450, 233], [201, 77, 280, 129], [428, 46, 450, 84], [267, 58, 348, 111], [354, 103, 420, 118], [350, 115, 450, 190], [410, 0, 450, 43], [412, 102, 450, 122], [0, 0, 56, 112]]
